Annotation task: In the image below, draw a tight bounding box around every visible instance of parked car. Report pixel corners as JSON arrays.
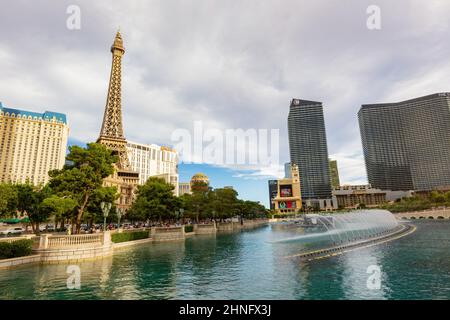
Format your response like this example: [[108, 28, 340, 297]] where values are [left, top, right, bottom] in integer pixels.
[[0, 227, 24, 236], [39, 224, 55, 232]]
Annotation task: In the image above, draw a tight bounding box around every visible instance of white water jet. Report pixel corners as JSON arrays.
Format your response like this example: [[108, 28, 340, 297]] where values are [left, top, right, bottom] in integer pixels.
[[273, 209, 398, 245]]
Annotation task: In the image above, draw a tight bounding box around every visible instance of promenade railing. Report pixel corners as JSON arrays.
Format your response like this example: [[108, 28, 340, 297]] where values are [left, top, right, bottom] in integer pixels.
[[45, 234, 104, 249]]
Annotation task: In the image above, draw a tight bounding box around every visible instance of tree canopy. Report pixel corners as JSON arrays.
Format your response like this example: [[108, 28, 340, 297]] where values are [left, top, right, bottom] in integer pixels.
[[48, 143, 117, 233], [0, 183, 18, 218], [128, 177, 181, 222], [129, 178, 268, 223]]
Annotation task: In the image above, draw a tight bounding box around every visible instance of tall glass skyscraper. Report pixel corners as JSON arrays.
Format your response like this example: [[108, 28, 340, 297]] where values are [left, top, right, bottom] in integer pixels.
[[288, 99, 332, 200], [358, 92, 450, 191]]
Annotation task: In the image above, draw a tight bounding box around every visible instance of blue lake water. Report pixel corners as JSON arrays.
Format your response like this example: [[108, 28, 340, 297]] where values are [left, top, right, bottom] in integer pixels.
[[0, 220, 449, 300]]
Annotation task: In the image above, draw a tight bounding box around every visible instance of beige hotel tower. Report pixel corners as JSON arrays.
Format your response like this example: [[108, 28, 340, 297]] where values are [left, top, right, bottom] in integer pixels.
[[0, 103, 69, 185]]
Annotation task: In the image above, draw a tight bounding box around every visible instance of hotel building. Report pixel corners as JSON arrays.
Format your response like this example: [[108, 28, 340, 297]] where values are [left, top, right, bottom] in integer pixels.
[[0, 102, 69, 185], [332, 184, 413, 209], [288, 99, 336, 210], [270, 163, 302, 214], [332, 185, 386, 209], [178, 182, 191, 196], [359, 93, 450, 191], [127, 141, 179, 195]]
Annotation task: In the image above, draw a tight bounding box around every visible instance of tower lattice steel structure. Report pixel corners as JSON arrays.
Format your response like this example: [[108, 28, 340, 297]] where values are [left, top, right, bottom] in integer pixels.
[[97, 31, 139, 210]]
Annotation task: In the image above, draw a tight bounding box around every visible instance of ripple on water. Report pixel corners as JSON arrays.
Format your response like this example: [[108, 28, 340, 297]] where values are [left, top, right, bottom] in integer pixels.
[[0, 221, 450, 299]]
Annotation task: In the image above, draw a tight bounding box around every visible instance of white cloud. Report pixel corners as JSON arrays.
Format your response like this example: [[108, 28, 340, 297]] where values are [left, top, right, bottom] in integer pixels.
[[1, 0, 449, 186]]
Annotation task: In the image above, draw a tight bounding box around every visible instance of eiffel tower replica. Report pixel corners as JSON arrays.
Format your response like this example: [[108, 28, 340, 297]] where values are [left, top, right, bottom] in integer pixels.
[[97, 31, 139, 211]]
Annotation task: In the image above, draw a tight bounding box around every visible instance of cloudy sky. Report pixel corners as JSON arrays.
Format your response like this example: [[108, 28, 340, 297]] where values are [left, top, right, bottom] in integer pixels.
[[1, 0, 449, 206]]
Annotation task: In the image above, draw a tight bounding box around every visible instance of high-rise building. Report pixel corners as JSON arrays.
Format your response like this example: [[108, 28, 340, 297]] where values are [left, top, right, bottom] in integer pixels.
[[358, 92, 450, 191], [97, 31, 139, 210], [288, 98, 333, 209], [329, 159, 340, 188], [0, 102, 69, 185], [127, 141, 179, 195]]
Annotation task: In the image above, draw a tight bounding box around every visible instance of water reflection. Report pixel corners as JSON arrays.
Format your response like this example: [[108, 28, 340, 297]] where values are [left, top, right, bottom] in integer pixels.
[[0, 221, 449, 299], [340, 246, 387, 300]]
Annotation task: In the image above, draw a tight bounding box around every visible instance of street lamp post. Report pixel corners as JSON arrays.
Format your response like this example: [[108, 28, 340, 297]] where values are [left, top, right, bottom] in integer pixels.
[[179, 208, 184, 224], [117, 208, 123, 231], [101, 202, 112, 232], [175, 210, 179, 225]]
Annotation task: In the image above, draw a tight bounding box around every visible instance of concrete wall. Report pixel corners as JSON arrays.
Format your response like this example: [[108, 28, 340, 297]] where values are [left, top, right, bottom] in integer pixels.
[[113, 237, 153, 249], [217, 219, 268, 232], [236, 219, 268, 230], [38, 245, 112, 264], [216, 222, 234, 232], [0, 254, 41, 269], [151, 226, 185, 242], [194, 223, 217, 235]]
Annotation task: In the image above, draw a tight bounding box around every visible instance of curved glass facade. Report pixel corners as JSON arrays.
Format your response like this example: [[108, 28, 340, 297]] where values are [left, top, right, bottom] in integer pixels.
[[358, 93, 450, 191]]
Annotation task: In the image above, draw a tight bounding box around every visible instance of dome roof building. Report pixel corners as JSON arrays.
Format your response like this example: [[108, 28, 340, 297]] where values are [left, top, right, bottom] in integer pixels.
[[191, 173, 209, 183], [190, 173, 210, 192]]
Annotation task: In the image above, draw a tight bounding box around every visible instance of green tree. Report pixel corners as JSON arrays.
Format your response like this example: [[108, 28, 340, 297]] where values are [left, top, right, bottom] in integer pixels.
[[129, 177, 181, 223], [191, 191, 210, 222], [236, 200, 267, 220], [208, 188, 239, 221], [0, 183, 18, 218], [39, 195, 77, 230], [85, 186, 119, 225], [49, 143, 117, 233], [16, 183, 53, 234], [191, 181, 209, 193]]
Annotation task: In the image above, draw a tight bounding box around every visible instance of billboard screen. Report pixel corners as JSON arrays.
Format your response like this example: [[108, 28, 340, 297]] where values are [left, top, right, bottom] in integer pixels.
[[280, 184, 293, 197], [279, 201, 296, 209]]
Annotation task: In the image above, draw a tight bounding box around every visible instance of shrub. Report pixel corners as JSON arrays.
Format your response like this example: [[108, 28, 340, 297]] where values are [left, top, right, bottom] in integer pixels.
[[11, 239, 33, 257], [111, 231, 149, 243], [0, 239, 33, 260], [0, 242, 12, 259], [184, 225, 194, 233]]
